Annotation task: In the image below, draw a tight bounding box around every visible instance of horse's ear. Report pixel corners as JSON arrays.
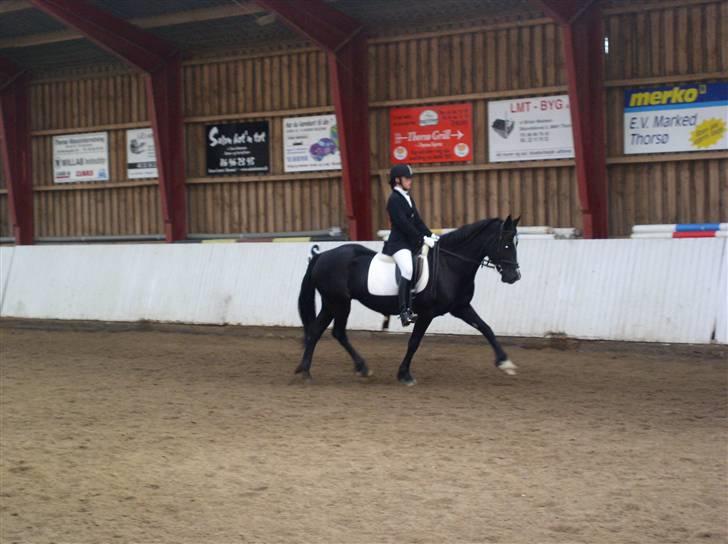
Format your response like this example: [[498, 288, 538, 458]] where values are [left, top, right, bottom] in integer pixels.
[[514, 215, 521, 227], [504, 215, 512, 228]]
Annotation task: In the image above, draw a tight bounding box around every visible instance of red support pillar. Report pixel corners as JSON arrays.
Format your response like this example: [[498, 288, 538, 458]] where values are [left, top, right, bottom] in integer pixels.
[[0, 58, 33, 244], [28, 0, 187, 242], [254, 0, 372, 240], [532, 0, 608, 238], [146, 57, 186, 242], [328, 33, 371, 241]]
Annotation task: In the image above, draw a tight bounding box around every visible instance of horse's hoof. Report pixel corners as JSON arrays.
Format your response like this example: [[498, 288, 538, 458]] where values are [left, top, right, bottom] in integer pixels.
[[497, 359, 517, 376], [356, 368, 373, 378], [398, 376, 417, 386]]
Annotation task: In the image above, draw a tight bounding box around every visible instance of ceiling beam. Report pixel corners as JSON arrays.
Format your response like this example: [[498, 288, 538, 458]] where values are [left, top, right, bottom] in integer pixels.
[[0, 2, 264, 49], [0, 0, 31, 15]]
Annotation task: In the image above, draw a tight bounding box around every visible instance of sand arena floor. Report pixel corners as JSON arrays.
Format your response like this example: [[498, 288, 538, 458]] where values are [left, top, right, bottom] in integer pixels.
[[0, 322, 726, 544]]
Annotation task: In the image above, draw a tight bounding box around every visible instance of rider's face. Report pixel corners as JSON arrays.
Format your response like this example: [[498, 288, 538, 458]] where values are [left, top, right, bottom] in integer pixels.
[[400, 176, 413, 191]]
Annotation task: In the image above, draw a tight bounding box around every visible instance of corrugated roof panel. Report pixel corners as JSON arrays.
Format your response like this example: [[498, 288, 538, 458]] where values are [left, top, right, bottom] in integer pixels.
[[89, 0, 237, 20], [152, 15, 300, 52], [0, 7, 65, 39], [0, 40, 123, 71], [336, 0, 537, 32]]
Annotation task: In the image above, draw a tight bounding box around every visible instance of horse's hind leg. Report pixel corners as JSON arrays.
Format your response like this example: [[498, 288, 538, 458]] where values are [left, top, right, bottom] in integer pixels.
[[295, 305, 334, 379], [331, 302, 372, 377]]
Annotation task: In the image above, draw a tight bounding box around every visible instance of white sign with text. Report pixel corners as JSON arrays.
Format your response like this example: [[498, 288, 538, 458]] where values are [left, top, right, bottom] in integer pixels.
[[488, 95, 574, 162], [53, 132, 109, 183], [126, 128, 158, 179], [283, 114, 341, 172]]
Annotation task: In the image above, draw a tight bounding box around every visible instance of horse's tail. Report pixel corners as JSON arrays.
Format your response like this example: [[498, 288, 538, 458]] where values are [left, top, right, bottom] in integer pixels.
[[298, 244, 321, 337]]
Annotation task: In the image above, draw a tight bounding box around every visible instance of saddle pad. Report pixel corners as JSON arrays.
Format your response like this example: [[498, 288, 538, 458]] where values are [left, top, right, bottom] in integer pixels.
[[367, 253, 429, 296]]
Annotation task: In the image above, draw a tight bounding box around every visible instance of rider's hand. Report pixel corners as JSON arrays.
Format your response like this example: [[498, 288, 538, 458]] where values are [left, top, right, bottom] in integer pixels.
[[430, 233, 440, 241], [423, 236, 437, 248]]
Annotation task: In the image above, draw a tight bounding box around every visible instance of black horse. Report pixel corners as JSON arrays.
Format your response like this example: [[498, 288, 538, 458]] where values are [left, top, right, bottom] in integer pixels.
[[296, 215, 521, 385]]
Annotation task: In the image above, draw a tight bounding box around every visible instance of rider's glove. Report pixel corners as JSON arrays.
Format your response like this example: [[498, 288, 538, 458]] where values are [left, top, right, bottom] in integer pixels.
[[430, 233, 440, 241], [423, 236, 437, 248]]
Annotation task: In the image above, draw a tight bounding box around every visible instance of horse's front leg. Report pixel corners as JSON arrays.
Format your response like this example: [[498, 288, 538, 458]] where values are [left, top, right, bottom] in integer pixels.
[[397, 316, 433, 386], [450, 304, 517, 375]]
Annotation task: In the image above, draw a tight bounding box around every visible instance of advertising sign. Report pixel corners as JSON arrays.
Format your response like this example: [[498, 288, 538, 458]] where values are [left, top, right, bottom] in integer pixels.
[[126, 128, 158, 179], [206, 121, 269, 174], [53, 132, 109, 183], [390, 104, 473, 164], [283, 114, 340, 172], [488, 95, 574, 162], [624, 82, 728, 154]]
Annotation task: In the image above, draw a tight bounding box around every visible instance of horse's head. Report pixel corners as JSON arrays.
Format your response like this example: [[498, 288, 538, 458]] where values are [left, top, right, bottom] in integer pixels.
[[489, 215, 521, 284]]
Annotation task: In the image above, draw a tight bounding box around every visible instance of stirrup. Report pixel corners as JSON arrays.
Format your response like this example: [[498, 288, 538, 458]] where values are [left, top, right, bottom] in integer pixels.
[[400, 309, 417, 327]]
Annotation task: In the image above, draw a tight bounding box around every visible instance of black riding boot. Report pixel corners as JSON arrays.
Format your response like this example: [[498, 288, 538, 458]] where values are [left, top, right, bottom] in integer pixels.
[[398, 278, 417, 327]]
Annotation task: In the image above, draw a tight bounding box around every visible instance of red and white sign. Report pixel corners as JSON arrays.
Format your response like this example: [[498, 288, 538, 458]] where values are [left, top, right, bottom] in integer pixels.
[[390, 104, 473, 164]]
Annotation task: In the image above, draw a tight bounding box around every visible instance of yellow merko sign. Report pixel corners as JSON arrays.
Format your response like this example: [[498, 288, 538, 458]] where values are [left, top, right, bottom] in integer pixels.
[[629, 87, 700, 107]]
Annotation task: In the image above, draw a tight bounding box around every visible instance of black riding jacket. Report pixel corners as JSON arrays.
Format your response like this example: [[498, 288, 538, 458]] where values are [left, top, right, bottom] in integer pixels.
[[382, 189, 432, 256]]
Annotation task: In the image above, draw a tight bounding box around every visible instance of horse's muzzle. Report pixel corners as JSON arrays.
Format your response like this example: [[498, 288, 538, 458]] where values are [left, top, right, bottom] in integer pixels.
[[501, 269, 521, 284]]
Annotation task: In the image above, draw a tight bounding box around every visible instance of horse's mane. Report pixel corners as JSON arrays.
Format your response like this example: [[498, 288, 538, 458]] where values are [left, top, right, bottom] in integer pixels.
[[439, 218, 501, 248]]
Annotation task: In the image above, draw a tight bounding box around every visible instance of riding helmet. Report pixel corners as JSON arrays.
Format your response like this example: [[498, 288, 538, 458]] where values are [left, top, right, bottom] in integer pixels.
[[389, 164, 413, 187]]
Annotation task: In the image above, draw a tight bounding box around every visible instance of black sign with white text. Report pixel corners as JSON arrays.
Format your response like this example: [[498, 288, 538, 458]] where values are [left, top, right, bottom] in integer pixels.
[[205, 121, 269, 174]]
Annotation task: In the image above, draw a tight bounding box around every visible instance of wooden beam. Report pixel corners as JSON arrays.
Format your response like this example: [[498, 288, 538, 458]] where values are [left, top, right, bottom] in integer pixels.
[[603, 0, 720, 15], [0, 2, 264, 49], [0, 0, 30, 15]]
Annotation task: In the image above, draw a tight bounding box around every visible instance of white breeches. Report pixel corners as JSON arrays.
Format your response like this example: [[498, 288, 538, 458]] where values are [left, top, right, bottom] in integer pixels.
[[393, 249, 413, 280]]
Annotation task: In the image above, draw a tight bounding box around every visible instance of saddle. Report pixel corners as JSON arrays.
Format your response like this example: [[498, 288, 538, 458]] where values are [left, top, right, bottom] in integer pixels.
[[367, 245, 430, 297]]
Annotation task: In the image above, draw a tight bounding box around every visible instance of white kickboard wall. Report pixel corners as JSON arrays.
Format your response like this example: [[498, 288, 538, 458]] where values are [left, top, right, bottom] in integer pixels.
[[0, 239, 725, 344]]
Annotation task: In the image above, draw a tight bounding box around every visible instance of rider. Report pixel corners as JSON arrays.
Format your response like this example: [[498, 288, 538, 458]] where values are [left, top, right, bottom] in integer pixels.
[[383, 164, 439, 327]]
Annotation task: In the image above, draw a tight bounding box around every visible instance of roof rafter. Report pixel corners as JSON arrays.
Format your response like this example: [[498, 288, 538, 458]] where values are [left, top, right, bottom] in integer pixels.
[[0, 0, 30, 15]]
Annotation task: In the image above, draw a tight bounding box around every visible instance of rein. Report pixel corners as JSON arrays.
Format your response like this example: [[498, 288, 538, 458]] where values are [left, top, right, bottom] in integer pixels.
[[437, 245, 486, 266]]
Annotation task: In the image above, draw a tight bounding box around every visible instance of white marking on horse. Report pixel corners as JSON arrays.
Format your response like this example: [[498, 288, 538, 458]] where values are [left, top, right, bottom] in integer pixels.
[[498, 359, 517, 376]]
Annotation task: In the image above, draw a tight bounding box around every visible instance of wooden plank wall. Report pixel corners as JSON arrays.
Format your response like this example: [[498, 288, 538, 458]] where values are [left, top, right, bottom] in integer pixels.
[[5, 0, 726, 239], [367, 18, 580, 232], [182, 49, 346, 234], [603, 0, 728, 235], [28, 74, 163, 237]]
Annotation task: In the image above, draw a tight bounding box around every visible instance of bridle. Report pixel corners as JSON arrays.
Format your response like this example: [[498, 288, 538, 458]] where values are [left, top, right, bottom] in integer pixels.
[[435, 228, 519, 274], [429, 226, 518, 299]]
